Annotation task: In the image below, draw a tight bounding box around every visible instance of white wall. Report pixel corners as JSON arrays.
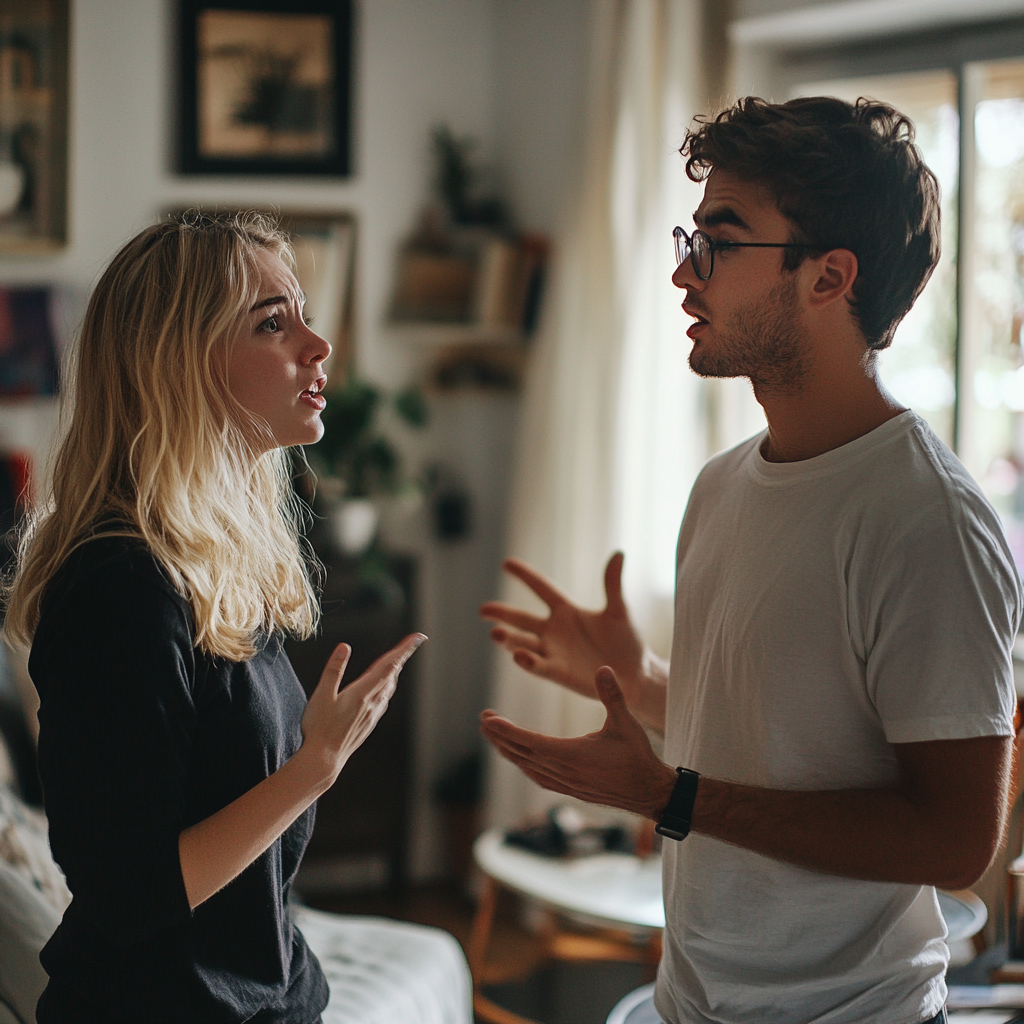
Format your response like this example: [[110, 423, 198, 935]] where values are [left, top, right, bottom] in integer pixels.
[[0, 0, 589, 881]]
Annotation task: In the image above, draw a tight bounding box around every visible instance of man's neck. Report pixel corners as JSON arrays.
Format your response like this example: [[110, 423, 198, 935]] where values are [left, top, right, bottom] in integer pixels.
[[755, 349, 906, 464]]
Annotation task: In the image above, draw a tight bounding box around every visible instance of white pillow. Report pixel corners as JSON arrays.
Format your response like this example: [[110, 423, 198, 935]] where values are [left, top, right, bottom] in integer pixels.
[[0, 855, 60, 1024], [0, 786, 70, 915]]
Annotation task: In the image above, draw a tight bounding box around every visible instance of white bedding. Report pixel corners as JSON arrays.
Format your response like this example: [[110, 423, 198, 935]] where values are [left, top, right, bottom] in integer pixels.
[[293, 905, 473, 1024]]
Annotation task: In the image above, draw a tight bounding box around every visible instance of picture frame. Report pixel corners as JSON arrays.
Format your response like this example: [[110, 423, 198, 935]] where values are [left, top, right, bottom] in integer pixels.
[[0, 0, 70, 254], [178, 0, 353, 176]]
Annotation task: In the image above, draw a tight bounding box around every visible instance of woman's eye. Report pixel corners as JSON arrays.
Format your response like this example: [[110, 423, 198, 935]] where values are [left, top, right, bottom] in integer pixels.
[[303, 315, 314, 327], [259, 315, 279, 334]]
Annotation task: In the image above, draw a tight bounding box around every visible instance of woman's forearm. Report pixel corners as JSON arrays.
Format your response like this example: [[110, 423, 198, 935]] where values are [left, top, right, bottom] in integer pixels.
[[178, 748, 332, 910]]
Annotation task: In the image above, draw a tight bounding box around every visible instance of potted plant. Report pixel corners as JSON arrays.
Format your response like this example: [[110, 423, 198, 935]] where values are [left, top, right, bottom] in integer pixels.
[[306, 376, 428, 556]]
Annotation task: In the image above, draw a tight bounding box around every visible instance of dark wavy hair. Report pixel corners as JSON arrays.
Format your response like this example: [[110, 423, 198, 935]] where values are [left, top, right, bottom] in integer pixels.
[[681, 96, 941, 350]]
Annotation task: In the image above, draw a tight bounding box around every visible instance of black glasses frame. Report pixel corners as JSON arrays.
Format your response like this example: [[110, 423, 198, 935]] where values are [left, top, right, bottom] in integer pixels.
[[673, 226, 827, 281]]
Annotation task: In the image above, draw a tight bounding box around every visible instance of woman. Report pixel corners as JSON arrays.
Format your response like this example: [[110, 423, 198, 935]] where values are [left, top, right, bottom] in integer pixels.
[[3, 211, 423, 1023]]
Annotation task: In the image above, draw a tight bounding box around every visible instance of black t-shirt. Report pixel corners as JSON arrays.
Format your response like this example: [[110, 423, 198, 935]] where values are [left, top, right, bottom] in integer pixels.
[[28, 535, 328, 1024]]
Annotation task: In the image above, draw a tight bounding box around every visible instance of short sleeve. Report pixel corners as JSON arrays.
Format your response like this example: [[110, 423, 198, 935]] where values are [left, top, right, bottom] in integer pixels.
[[864, 486, 1022, 744], [30, 544, 196, 943]]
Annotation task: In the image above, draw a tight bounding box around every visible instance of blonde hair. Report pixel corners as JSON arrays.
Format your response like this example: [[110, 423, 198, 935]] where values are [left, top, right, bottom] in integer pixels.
[[4, 210, 319, 661]]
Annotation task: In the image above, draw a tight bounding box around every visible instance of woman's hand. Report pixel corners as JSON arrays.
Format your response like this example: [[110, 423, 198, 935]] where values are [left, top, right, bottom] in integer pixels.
[[180, 634, 426, 910], [480, 554, 666, 729], [299, 633, 426, 787]]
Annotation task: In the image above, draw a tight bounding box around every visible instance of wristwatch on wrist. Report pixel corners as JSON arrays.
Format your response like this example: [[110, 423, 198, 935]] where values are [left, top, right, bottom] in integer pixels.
[[654, 766, 701, 841]]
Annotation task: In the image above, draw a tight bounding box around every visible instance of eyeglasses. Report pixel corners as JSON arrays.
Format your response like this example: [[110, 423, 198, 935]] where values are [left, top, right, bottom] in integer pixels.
[[673, 226, 825, 281]]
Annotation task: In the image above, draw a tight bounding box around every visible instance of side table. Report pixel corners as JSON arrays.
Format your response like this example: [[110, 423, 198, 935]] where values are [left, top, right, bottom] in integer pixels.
[[468, 829, 664, 1024]]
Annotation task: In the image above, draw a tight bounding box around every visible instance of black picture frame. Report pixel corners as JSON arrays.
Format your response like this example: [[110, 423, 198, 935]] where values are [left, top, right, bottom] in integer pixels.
[[178, 0, 353, 176]]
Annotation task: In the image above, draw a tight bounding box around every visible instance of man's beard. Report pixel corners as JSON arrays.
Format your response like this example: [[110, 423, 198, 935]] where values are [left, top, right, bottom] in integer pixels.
[[688, 276, 809, 394]]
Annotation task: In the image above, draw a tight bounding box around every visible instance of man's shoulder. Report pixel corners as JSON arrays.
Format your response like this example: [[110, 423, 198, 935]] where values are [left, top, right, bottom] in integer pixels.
[[852, 414, 991, 523]]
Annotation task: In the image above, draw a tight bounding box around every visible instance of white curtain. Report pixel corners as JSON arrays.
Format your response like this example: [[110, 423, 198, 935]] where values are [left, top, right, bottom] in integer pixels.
[[486, 0, 708, 829]]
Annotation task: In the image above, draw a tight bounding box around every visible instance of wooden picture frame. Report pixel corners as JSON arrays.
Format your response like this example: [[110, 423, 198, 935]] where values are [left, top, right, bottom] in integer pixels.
[[0, 0, 69, 254], [178, 0, 353, 176]]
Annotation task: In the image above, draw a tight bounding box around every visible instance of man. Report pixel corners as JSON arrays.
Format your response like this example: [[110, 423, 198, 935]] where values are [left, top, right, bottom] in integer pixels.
[[479, 96, 1023, 1024]]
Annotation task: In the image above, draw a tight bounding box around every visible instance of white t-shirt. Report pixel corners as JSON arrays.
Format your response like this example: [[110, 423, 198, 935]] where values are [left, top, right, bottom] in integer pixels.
[[655, 411, 1021, 1024]]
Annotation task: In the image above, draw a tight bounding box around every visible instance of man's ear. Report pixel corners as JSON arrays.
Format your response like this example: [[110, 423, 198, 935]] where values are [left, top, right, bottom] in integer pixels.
[[806, 248, 858, 308]]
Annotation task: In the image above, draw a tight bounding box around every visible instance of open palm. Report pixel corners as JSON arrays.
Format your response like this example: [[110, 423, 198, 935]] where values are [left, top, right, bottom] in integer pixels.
[[480, 553, 647, 703]]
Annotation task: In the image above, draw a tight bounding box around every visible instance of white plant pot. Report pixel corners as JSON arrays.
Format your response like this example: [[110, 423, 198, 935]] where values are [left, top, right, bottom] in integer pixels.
[[330, 498, 379, 555], [0, 162, 23, 217]]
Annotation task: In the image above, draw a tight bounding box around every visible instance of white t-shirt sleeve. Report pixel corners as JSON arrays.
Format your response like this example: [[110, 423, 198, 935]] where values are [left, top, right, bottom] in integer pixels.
[[864, 487, 1021, 744]]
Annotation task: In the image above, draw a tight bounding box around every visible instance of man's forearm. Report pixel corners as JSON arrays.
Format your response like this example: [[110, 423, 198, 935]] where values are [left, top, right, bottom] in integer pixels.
[[689, 777, 996, 890]]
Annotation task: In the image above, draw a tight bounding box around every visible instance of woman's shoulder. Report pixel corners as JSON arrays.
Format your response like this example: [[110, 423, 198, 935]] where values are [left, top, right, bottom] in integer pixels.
[[41, 532, 189, 630]]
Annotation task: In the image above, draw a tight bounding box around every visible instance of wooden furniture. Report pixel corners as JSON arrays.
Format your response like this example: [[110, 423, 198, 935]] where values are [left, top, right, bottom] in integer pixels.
[[285, 552, 416, 892], [468, 829, 663, 1024]]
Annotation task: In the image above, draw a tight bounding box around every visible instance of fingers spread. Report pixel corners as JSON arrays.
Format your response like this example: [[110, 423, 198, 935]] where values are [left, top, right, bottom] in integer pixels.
[[502, 558, 568, 609], [367, 633, 427, 677], [479, 712, 574, 759], [316, 643, 352, 698], [490, 625, 545, 655], [603, 551, 626, 613], [595, 666, 627, 711], [479, 601, 547, 634]]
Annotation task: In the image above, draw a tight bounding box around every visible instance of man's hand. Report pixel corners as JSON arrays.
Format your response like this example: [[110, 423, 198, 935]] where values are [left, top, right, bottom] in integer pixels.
[[480, 553, 667, 730], [483, 662, 1012, 890], [480, 665, 677, 820]]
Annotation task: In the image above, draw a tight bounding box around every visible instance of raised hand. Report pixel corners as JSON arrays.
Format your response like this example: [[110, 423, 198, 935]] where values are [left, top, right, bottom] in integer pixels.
[[301, 634, 426, 785], [480, 666, 677, 820], [481, 553, 665, 727]]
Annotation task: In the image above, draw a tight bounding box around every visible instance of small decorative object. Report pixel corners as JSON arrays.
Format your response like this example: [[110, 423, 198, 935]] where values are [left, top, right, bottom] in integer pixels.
[[0, 1, 69, 254], [425, 464, 472, 542], [504, 806, 631, 859], [329, 497, 378, 557], [388, 125, 548, 348], [307, 377, 428, 556], [178, 0, 353, 176]]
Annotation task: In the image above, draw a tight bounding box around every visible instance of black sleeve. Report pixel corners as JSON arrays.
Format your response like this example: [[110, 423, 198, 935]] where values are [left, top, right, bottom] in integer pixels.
[[30, 543, 197, 944]]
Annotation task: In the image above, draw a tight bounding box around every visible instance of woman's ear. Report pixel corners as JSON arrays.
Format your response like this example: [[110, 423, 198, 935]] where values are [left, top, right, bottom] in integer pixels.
[[807, 248, 858, 308]]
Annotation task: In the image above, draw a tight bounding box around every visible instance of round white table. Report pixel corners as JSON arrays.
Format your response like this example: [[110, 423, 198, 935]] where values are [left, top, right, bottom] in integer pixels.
[[469, 828, 989, 1024], [473, 829, 665, 929], [469, 829, 664, 1024]]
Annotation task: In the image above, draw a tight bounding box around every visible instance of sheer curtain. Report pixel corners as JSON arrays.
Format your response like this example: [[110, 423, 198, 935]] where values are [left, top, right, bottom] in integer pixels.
[[486, 0, 707, 829]]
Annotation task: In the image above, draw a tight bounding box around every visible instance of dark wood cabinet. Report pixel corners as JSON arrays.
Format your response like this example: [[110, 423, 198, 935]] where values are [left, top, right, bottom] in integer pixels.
[[285, 553, 416, 891]]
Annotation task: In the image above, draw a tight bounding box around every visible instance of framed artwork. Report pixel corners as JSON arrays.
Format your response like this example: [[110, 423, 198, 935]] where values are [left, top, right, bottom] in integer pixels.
[[0, 0, 69, 254], [178, 0, 353, 176]]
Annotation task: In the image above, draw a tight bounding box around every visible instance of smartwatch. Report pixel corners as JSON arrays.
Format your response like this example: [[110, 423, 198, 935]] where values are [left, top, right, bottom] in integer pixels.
[[654, 766, 700, 841]]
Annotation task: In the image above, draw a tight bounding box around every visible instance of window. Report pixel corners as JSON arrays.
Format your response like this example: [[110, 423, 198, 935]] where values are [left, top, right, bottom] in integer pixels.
[[781, 22, 1024, 572]]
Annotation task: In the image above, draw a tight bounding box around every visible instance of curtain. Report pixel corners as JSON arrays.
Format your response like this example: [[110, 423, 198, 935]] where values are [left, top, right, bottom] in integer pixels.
[[486, 0, 708, 829]]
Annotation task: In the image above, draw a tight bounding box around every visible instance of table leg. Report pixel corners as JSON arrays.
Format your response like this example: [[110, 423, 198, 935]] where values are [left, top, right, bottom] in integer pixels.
[[469, 877, 544, 1024], [468, 875, 498, 982]]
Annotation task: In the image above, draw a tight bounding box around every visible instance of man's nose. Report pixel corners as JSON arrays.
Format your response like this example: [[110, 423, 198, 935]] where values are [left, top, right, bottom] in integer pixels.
[[672, 257, 700, 291]]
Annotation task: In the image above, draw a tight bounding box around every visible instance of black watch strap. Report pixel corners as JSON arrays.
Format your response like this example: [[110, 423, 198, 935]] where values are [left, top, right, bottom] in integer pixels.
[[655, 767, 700, 841]]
